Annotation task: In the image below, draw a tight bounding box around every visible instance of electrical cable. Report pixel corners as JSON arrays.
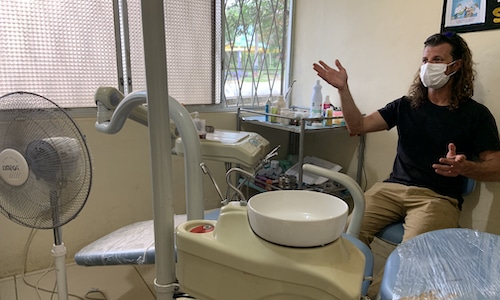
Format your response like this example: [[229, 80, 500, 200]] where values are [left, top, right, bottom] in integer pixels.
[[355, 146, 368, 192], [362, 164, 368, 192], [49, 279, 57, 300], [84, 288, 108, 300], [21, 228, 107, 300], [173, 291, 196, 299]]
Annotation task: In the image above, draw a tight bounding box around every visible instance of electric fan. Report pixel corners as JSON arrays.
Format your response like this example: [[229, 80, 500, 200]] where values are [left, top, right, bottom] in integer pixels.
[[0, 92, 92, 300]]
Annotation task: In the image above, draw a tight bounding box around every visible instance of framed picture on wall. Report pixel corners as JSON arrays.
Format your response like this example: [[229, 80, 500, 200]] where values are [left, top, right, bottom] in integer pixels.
[[441, 0, 500, 33]]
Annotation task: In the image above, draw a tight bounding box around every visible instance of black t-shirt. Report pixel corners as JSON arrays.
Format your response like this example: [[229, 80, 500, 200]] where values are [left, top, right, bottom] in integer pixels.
[[378, 96, 500, 206]]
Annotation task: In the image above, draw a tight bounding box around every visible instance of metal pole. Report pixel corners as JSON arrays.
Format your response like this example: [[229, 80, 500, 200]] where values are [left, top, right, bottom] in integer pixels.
[[356, 134, 366, 185], [284, 0, 295, 108], [141, 1, 176, 299], [298, 120, 305, 189]]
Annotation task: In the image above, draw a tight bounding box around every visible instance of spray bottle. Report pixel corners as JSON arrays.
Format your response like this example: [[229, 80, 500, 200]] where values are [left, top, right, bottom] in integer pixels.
[[310, 80, 323, 118]]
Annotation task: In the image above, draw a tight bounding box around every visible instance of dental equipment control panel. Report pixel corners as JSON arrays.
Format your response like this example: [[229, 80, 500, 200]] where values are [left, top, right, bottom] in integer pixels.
[[174, 129, 270, 168]]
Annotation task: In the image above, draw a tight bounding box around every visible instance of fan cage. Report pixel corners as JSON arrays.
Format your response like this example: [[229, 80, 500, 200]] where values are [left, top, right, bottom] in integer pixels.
[[0, 91, 92, 229]]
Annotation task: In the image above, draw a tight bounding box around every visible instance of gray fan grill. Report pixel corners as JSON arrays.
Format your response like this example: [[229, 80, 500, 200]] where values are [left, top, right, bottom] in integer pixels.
[[0, 92, 92, 241]]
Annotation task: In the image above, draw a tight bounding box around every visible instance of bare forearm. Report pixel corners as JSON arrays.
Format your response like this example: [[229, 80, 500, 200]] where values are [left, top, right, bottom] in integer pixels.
[[338, 86, 364, 135], [462, 154, 500, 182], [435, 150, 500, 181]]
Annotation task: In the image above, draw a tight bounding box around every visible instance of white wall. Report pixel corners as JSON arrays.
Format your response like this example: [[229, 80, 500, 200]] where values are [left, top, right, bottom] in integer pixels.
[[291, 0, 500, 234]]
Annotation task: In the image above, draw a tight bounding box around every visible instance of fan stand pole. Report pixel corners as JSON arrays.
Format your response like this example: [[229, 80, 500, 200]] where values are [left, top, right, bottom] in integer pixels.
[[52, 190, 68, 300], [52, 237, 68, 300]]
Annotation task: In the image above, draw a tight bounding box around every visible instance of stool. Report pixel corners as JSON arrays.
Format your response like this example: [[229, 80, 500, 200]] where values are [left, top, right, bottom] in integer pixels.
[[379, 228, 500, 299]]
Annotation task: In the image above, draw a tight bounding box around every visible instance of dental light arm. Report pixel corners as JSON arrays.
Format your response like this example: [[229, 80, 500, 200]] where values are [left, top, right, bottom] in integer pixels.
[[95, 87, 150, 134], [94, 87, 204, 220], [95, 87, 123, 124]]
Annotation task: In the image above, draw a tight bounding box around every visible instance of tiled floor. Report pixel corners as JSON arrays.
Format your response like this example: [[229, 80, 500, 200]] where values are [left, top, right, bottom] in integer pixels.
[[0, 263, 189, 300], [0, 214, 197, 300]]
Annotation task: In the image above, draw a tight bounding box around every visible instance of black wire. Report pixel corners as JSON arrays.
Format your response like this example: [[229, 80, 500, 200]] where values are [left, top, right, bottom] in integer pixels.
[[85, 289, 108, 300], [173, 291, 197, 299]]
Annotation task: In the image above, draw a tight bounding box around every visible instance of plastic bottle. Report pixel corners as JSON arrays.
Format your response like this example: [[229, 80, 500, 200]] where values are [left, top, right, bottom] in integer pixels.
[[325, 107, 334, 126], [265, 98, 272, 122], [192, 112, 206, 139], [310, 80, 323, 118], [332, 109, 344, 126], [275, 95, 286, 124], [270, 104, 278, 123], [323, 95, 331, 116], [276, 95, 286, 113]]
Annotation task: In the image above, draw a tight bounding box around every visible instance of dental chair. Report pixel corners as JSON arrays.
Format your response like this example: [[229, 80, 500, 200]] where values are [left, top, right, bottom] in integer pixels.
[[75, 164, 375, 298], [79, 87, 374, 297], [377, 177, 483, 300], [375, 177, 476, 245], [75, 214, 374, 297]]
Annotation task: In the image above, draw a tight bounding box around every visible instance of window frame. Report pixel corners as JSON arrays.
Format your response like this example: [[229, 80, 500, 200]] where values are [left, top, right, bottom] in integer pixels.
[[0, 0, 294, 114], [115, 0, 294, 112], [220, 0, 294, 110]]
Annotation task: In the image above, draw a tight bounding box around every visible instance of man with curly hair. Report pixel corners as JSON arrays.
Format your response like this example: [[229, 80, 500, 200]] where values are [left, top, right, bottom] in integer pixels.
[[313, 32, 500, 298]]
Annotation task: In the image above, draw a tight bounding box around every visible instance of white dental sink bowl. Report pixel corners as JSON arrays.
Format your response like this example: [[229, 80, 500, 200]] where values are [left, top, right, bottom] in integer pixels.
[[247, 190, 349, 247]]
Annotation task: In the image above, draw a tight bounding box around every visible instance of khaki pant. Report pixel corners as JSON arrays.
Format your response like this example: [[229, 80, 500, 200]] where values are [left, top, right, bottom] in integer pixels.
[[359, 182, 461, 299]]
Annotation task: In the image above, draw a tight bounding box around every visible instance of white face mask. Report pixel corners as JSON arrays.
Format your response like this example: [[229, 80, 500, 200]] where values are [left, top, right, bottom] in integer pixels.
[[419, 61, 456, 89]]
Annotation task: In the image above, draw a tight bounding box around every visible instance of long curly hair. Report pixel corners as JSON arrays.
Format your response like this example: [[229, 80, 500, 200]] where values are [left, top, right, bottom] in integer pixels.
[[408, 32, 476, 110]]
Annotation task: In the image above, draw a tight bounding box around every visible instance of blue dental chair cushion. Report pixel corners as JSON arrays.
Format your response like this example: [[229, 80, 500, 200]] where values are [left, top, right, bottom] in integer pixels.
[[375, 222, 404, 245], [342, 233, 374, 297]]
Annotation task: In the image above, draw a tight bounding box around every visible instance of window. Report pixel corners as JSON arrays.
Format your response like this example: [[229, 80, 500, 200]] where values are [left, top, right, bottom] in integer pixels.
[[0, 1, 117, 108], [0, 0, 291, 108], [224, 0, 291, 107], [120, 0, 219, 106]]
